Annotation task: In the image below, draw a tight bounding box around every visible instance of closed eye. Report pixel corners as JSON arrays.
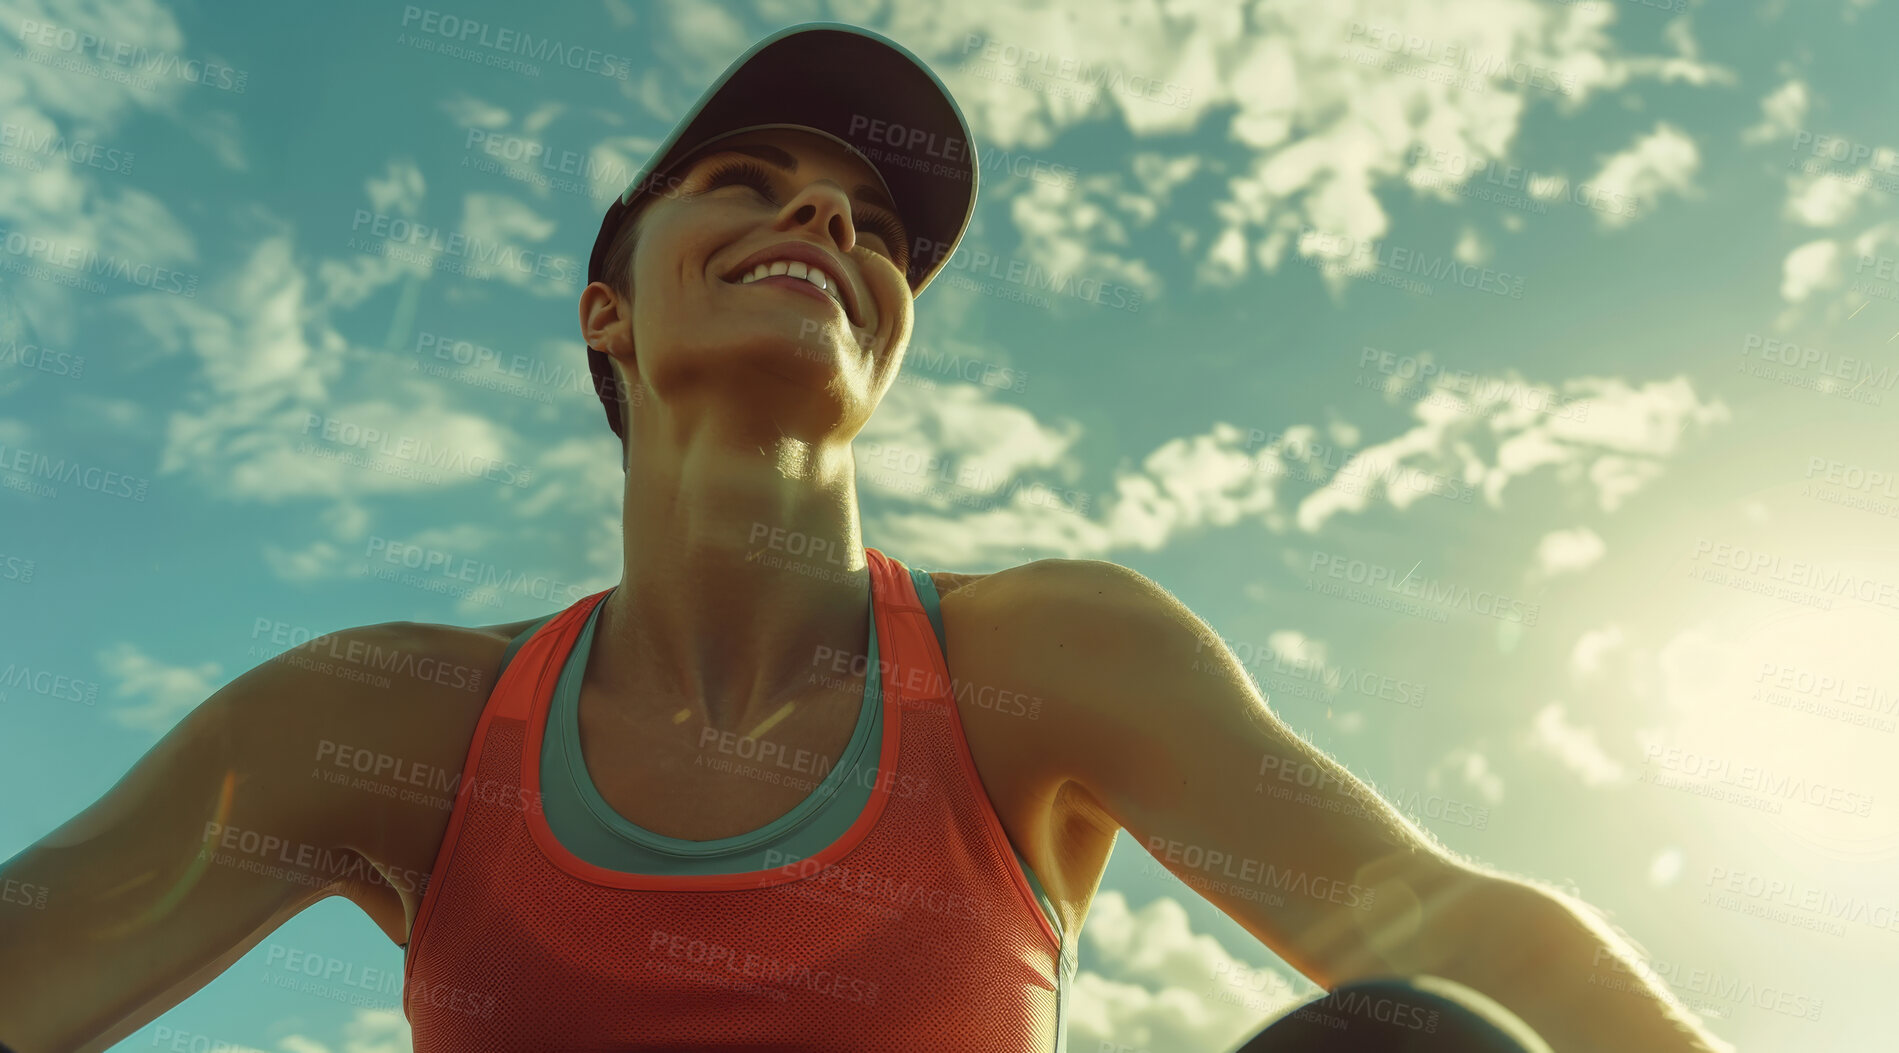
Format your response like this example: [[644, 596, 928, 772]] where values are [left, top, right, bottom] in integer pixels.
[[854, 210, 911, 272], [696, 157, 910, 272], [699, 159, 780, 201]]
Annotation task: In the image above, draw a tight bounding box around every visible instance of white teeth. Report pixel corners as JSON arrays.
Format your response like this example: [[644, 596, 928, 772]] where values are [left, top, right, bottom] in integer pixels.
[[734, 258, 849, 315]]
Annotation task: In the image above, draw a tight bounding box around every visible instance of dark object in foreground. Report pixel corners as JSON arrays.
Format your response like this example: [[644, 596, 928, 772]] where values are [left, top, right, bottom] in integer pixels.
[[1234, 976, 1551, 1052]]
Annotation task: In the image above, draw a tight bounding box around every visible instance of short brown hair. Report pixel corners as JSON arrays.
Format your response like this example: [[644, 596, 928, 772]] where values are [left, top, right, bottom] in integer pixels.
[[592, 191, 652, 456]]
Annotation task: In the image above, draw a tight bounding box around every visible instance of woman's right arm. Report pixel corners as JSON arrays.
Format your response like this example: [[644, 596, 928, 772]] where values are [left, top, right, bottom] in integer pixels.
[[0, 626, 406, 1053]]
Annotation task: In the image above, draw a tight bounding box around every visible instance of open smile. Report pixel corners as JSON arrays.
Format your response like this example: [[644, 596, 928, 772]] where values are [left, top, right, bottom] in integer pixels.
[[722, 243, 865, 327]]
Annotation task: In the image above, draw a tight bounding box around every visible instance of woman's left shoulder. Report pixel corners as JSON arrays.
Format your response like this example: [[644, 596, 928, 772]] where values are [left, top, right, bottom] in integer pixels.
[[934, 558, 1152, 603]]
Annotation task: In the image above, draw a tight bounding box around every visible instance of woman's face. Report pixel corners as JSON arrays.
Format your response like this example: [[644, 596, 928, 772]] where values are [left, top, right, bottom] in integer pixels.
[[581, 126, 916, 443]]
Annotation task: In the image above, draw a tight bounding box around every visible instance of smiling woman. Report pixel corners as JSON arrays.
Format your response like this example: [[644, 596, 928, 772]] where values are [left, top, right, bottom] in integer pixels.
[[0, 18, 1729, 1053], [583, 126, 920, 471]]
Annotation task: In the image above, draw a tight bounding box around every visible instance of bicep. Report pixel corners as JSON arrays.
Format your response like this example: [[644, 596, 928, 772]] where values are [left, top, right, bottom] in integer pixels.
[[0, 628, 395, 1052], [985, 560, 1472, 987]]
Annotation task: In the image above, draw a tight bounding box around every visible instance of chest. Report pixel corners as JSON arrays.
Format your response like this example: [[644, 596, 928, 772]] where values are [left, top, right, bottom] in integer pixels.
[[570, 652, 1113, 939], [571, 675, 873, 843]]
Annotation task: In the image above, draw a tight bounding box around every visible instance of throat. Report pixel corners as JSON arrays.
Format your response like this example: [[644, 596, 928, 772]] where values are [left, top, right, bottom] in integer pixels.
[[586, 578, 876, 738]]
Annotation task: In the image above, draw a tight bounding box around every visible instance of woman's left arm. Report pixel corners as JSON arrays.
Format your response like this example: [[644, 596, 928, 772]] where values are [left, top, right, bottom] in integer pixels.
[[958, 558, 1734, 1053]]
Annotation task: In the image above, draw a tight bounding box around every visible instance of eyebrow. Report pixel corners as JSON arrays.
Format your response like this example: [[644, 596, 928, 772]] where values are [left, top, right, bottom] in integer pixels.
[[710, 142, 902, 216]]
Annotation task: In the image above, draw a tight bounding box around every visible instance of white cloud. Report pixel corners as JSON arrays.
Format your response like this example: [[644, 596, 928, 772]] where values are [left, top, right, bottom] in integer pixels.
[[1102, 423, 1282, 550], [1587, 123, 1701, 229], [1453, 226, 1491, 265], [870, 370, 1721, 566], [1299, 373, 1728, 530], [1741, 78, 1809, 146], [862, 397, 1282, 566], [1006, 172, 1165, 303], [1069, 890, 1307, 1053], [99, 642, 223, 734], [857, 377, 1086, 505], [1569, 624, 1626, 678], [655, 0, 753, 82], [819, 0, 1729, 290], [0, 416, 32, 447], [276, 1008, 411, 1053], [1784, 168, 1871, 228], [1428, 747, 1505, 804], [0, 0, 190, 128], [1525, 701, 1628, 787], [64, 393, 148, 432], [1266, 629, 1327, 671], [1779, 238, 1841, 303], [262, 539, 348, 583], [1648, 847, 1683, 887], [1530, 526, 1606, 581], [454, 192, 577, 298], [182, 108, 248, 172]]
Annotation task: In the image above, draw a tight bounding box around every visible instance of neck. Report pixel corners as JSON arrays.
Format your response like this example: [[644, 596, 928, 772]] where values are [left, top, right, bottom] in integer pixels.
[[597, 413, 872, 735]]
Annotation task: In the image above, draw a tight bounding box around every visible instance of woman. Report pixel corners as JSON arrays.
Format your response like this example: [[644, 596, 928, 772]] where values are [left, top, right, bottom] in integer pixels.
[[0, 22, 1727, 1053]]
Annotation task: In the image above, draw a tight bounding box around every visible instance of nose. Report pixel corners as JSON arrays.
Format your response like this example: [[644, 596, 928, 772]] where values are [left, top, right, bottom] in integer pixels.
[[774, 180, 858, 255]]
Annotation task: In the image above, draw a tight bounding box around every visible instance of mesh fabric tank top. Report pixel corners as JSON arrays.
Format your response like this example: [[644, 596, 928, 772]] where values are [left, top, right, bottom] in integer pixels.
[[401, 547, 1076, 1050]]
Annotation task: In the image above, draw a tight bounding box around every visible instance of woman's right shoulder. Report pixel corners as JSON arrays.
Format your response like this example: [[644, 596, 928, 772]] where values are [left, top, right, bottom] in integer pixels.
[[337, 614, 552, 729], [268, 614, 559, 941]]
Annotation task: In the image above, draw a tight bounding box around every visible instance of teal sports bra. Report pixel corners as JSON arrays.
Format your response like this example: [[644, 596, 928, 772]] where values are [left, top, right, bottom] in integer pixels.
[[508, 565, 1065, 940]]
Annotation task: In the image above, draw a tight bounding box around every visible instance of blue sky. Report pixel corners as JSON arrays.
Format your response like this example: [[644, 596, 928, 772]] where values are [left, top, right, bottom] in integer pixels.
[[3, 0, 1897, 1049]]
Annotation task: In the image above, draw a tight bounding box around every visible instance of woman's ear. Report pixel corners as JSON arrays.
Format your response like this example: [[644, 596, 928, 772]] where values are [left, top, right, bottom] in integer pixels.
[[579, 280, 634, 357]]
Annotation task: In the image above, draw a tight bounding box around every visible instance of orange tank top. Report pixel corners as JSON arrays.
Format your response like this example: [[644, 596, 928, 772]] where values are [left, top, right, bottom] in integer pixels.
[[401, 547, 1072, 1050]]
